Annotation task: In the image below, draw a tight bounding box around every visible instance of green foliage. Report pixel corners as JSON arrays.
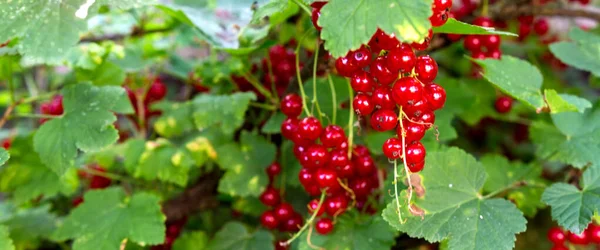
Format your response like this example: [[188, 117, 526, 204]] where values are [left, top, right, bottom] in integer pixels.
[[172, 231, 209, 250], [383, 148, 527, 250], [550, 28, 600, 77], [205, 222, 274, 250], [433, 18, 517, 36], [0, 225, 14, 250], [318, 0, 432, 57], [54, 187, 166, 250], [193, 92, 256, 134]]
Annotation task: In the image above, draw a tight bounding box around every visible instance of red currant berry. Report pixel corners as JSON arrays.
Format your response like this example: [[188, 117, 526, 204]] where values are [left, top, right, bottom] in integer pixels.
[[281, 213, 303, 232], [371, 86, 396, 110], [370, 109, 398, 132], [281, 94, 303, 117], [518, 22, 531, 41], [547, 227, 566, 244], [293, 144, 308, 159], [273, 203, 295, 221], [418, 111, 436, 127], [353, 94, 375, 116], [298, 117, 323, 141], [391, 77, 424, 106], [49, 95, 64, 115], [303, 182, 321, 196], [424, 83, 446, 110], [350, 71, 375, 93], [308, 199, 325, 216], [350, 178, 373, 198], [260, 210, 280, 229], [316, 168, 340, 191], [281, 117, 298, 140], [291, 131, 314, 147], [403, 98, 430, 118], [353, 156, 376, 176], [568, 230, 589, 245], [473, 16, 494, 27], [415, 55, 438, 84], [1, 139, 11, 150], [487, 49, 502, 59], [325, 195, 348, 216], [321, 125, 346, 148], [269, 45, 288, 63], [311, 8, 322, 31], [494, 96, 512, 114], [533, 19, 549, 36], [398, 120, 426, 143], [146, 80, 167, 103], [310, 1, 327, 9], [482, 35, 501, 50], [351, 46, 372, 68], [260, 187, 281, 207], [372, 29, 400, 50], [588, 224, 600, 243], [433, 0, 453, 12], [266, 163, 282, 177], [335, 55, 359, 77], [411, 30, 433, 51], [370, 57, 397, 85], [298, 168, 315, 186], [463, 35, 482, 52], [430, 12, 449, 27], [406, 141, 426, 165], [383, 137, 403, 159], [275, 240, 289, 250], [329, 148, 350, 166], [315, 218, 334, 235], [408, 160, 425, 172], [386, 44, 416, 73], [301, 144, 330, 169], [352, 145, 370, 158], [550, 245, 567, 250]]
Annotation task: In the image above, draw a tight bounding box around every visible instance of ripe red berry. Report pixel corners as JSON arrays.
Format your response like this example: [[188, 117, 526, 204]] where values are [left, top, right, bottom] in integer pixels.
[[433, 0, 453, 12], [398, 120, 426, 142], [315, 218, 334, 235], [464, 35, 482, 52], [89, 175, 111, 189], [353, 94, 375, 116], [350, 71, 375, 93], [418, 111, 436, 127], [403, 98, 430, 118], [325, 195, 348, 216], [335, 55, 359, 77], [48, 95, 64, 115], [260, 211, 280, 229], [550, 245, 568, 250], [352, 145, 370, 158], [350, 178, 373, 198], [486, 49, 502, 59], [146, 80, 167, 103], [299, 168, 315, 186], [386, 44, 416, 73], [430, 12, 449, 27], [260, 187, 281, 207], [482, 35, 501, 50], [372, 29, 400, 51], [383, 137, 403, 159], [316, 168, 340, 191], [303, 182, 321, 196], [273, 203, 295, 221], [424, 84, 446, 110], [567, 230, 589, 245], [370, 57, 397, 85], [329, 149, 350, 168], [533, 19, 549, 36], [351, 46, 372, 68], [308, 199, 325, 216], [281, 118, 299, 139], [320, 125, 346, 148], [370, 109, 398, 132], [371, 86, 396, 110], [473, 16, 494, 27], [392, 77, 424, 106], [408, 160, 425, 172], [1, 139, 11, 150], [494, 96, 513, 114], [353, 156, 376, 176], [415, 55, 438, 84], [411, 30, 433, 51], [311, 7, 323, 31], [547, 227, 566, 244], [587, 224, 600, 243], [281, 94, 303, 117], [281, 213, 303, 232], [301, 144, 330, 169], [266, 163, 282, 177], [298, 117, 323, 141], [275, 240, 289, 250], [406, 141, 426, 165]]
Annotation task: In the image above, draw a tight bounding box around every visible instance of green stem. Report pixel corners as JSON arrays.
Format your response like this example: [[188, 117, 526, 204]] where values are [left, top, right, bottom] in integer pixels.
[[393, 160, 403, 223], [295, 40, 312, 116], [21, 91, 58, 104], [482, 0, 489, 17], [79, 167, 126, 181], [285, 190, 327, 246], [291, 0, 312, 15], [11, 113, 62, 119], [346, 79, 355, 158], [242, 72, 273, 100], [249, 102, 276, 111], [399, 110, 415, 216], [327, 74, 337, 123], [311, 43, 324, 121]]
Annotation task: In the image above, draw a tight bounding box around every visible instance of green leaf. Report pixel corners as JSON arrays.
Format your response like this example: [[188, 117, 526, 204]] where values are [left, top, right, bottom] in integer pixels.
[[319, 0, 432, 57], [126, 139, 195, 186], [261, 112, 286, 134], [433, 18, 517, 36], [205, 222, 274, 250], [154, 101, 195, 138], [33, 83, 133, 175], [183, 129, 232, 167], [303, 76, 351, 125], [365, 131, 395, 156], [0, 148, 8, 167], [232, 197, 267, 217], [54, 187, 166, 250], [382, 148, 527, 250], [193, 92, 256, 134], [75, 61, 126, 86], [251, 0, 289, 23], [297, 213, 395, 250], [172, 231, 209, 250], [216, 131, 275, 197], [0, 225, 15, 250], [542, 166, 600, 234], [530, 107, 600, 168], [474, 56, 544, 109], [544, 89, 592, 113], [4, 205, 57, 246], [550, 28, 600, 77], [280, 141, 302, 188]]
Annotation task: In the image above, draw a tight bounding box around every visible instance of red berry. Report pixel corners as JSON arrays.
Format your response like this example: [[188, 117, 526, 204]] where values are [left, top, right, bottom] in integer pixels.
[[430, 12, 449, 27], [320, 125, 346, 148], [281, 213, 303, 232], [392, 77, 424, 106], [353, 94, 375, 116], [482, 35, 501, 50], [351, 46, 372, 68], [547, 227, 566, 244], [494, 96, 512, 114], [352, 145, 370, 158], [406, 141, 426, 165], [303, 182, 321, 196], [311, 8, 322, 31], [370, 109, 398, 132], [568, 230, 589, 245], [411, 30, 433, 51], [418, 111, 436, 127], [433, 0, 453, 12], [260, 187, 281, 207], [371, 86, 396, 110], [353, 156, 376, 176], [298, 117, 323, 141], [301, 144, 330, 169], [273, 203, 295, 221], [293, 144, 308, 159], [315, 218, 334, 235], [398, 120, 426, 143], [281, 94, 303, 117], [386, 44, 416, 73], [329, 149, 350, 168], [350, 178, 373, 198], [1, 139, 11, 150], [49, 95, 64, 115], [308, 199, 325, 216], [269, 45, 287, 63], [533, 19, 549, 36], [275, 240, 289, 250], [424, 84, 446, 110], [40, 102, 51, 115], [408, 160, 425, 172], [372, 29, 400, 50], [325, 195, 348, 216], [463, 35, 482, 52], [335, 55, 359, 77], [350, 71, 375, 93], [260, 211, 280, 229], [587, 224, 600, 243], [266, 163, 282, 177], [316, 168, 340, 191], [89, 175, 111, 189], [370, 57, 397, 85], [403, 98, 430, 118], [486, 49, 502, 59], [146, 80, 167, 102], [473, 16, 494, 27], [281, 117, 298, 139], [310, 1, 327, 9], [382, 137, 403, 159], [415, 55, 438, 84], [299, 168, 315, 186], [518, 22, 531, 41]]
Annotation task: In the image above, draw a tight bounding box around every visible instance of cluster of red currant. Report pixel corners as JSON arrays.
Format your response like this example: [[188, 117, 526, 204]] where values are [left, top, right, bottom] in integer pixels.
[[548, 224, 600, 250], [259, 163, 305, 235], [125, 77, 167, 123], [462, 16, 502, 78], [39, 95, 64, 123], [429, 0, 453, 27]]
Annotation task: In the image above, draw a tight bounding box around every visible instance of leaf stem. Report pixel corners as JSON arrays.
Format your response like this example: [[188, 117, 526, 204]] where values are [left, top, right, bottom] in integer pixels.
[[327, 74, 337, 123], [346, 78, 355, 158], [285, 190, 327, 246], [291, 0, 312, 15], [393, 160, 404, 223], [399, 109, 416, 215], [79, 167, 126, 181], [249, 102, 276, 111], [482, 0, 489, 17], [241, 71, 273, 100], [295, 40, 312, 116], [11, 113, 62, 119], [311, 42, 324, 121]]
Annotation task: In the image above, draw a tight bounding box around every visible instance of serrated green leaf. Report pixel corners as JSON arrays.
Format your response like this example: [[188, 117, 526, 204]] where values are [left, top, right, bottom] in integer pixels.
[[193, 92, 256, 134], [0, 148, 8, 167], [0, 225, 15, 250], [127, 139, 195, 186], [261, 112, 286, 134], [433, 18, 517, 36], [54, 187, 166, 250], [382, 148, 527, 250], [544, 89, 592, 113], [474, 56, 544, 109], [33, 83, 133, 175], [184, 129, 232, 167], [298, 213, 395, 250], [319, 0, 432, 57], [303, 76, 351, 126], [4, 205, 57, 246], [232, 197, 267, 217], [365, 131, 395, 156], [75, 61, 126, 86], [205, 222, 274, 250], [172, 231, 208, 250], [280, 140, 302, 188], [216, 131, 275, 197], [154, 101, 195, 138], [530, 107, 600, 168], [550, 28, 600, 77], [542, 166, 600, 234], [251, 0, 289, 23]]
